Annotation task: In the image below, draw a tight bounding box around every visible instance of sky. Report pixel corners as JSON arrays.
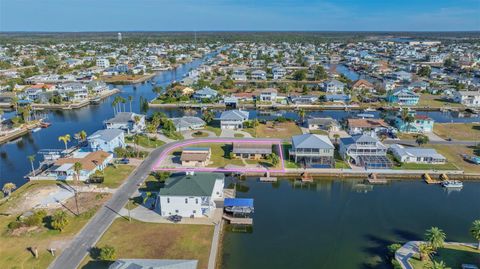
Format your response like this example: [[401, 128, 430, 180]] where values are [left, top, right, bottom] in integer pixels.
[[0, 0, 479, 32]]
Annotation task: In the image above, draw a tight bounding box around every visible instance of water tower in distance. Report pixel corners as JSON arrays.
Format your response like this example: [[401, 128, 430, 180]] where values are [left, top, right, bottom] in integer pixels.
[[117, 32, 122, 42]]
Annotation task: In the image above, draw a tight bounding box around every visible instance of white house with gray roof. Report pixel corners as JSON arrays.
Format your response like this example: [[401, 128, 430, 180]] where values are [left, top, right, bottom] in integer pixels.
[[171, 116, 205, 132], [159, 172, 224, 218], [104, 112, 146, 134], [108, 259, 198, 269], [289, 134, 335, 168], [219, 110, 249, 129], [87, 129, 125, 153], [453, 91, 480, 107], [339, 134, 392, 169], [389, 144, 446, 164]]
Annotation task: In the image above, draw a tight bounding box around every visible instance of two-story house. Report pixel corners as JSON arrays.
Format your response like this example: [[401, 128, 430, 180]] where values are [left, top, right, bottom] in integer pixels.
[[339, 134, 392, 169], [289, 134, 335, 168], [219, 110, 249, 129], [104, 112, 146, 134], [387, 88, 420, 105], [87, 129, 126, 153], [158, 172, 224, 218]]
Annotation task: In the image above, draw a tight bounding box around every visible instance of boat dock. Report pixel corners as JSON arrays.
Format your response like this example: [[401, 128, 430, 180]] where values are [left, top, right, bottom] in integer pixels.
[[259, 172, 277, 182], [222, 214, 253, 225]]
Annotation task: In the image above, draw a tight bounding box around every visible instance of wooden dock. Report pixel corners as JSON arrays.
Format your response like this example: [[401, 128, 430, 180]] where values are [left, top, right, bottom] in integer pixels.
[[222, 214, 253, 225], [424, 173, 442, 184]]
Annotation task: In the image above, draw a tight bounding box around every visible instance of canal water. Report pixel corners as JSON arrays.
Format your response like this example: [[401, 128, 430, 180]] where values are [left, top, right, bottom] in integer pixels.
[[1, 54, 479, 188], [221, 179, 480, 269]]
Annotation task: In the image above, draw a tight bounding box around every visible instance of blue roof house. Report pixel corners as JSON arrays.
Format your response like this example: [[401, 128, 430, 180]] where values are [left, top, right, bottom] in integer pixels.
[[387, 88, 419, 105], [87, 129, 125, 153]]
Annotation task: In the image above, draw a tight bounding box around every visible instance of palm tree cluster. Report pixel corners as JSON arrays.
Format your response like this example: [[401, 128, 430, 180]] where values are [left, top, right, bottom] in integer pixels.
[[111, 96, 132, 115]]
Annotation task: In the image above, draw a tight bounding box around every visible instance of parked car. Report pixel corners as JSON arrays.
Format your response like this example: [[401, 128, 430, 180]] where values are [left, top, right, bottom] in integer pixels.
[[116, 158, 130, 164]]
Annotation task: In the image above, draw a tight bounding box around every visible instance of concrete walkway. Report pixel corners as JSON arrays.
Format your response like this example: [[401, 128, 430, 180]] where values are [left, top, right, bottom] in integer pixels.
[[395, 241, 419, 269], [425, 132, 446, 142]]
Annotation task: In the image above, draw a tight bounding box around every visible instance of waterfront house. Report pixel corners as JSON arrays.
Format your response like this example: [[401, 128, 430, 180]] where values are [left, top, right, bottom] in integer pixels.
[[289, 95, 318, 104], [352, 79, 375, 93], [232, 142, 272, 160], [408, 81, 429, 92], [180, 147, 211, 167], [219, 110, 249, 129], [389, 144, 446, 164], [394, 114, 434, 133], [306, 117, 340, 132], [192, 87, 218, 100], [387, 88, 419, 105], [88, 81, 109, 95], [339, 134, 392, 169], [108, 259, 198, 269], [87, 129, 125, 153], [259, 88, 278, 102], [224, 96, 239, 107], [171, 116, 206, 132], [158, 172, 224, 218], [325, 94, 351, 103], [42, 150, 113, 181], [104, 112, 146, 134], [289, 134, 335, 168], [347, 118, 391, 137], [251, 70, 267, 80], [323, 79, 345, 93], [453, 91, 480, 107], [58, 83, 88, 101]]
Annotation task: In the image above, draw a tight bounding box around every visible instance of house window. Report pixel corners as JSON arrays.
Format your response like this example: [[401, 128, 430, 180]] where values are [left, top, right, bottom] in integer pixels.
[[185, 198, 188, 204], [193, 210, 196, 214], [175, 210, 179, 213], [167, 198, 170, 203], [195, 198, 198, 204]]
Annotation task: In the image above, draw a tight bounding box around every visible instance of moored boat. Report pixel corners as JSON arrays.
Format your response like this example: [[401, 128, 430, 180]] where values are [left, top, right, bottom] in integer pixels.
[[441, 180, 463, 188]]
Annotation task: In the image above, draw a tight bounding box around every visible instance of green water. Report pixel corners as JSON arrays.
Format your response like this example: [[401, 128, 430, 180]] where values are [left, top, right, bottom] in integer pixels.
[[221, 179, 480, 269]]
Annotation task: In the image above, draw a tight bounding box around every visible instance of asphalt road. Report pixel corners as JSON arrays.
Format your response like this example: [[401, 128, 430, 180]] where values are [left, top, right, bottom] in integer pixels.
[[48, 143, 170, 269]]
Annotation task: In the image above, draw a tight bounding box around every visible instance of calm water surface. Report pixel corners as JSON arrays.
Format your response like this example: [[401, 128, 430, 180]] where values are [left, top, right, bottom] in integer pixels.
[[222, 179, 480, 269]]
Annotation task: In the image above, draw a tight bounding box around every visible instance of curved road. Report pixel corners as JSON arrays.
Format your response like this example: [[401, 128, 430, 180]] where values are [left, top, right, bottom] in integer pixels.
[[47, 137, 275, 269]]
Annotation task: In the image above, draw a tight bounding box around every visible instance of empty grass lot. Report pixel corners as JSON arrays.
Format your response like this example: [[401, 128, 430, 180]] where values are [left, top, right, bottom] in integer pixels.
[[126, 135, 165, 148], [245, 121, 302, 139], [434, 123, 480, 141], [429, 144, 480, 173], [99, 165, 136, 188], [80, 219, 214, 269]]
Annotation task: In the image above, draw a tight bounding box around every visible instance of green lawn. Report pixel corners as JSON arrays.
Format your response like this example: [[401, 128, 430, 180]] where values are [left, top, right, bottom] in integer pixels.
[[204, 125, 222, 136], [310, 130, 329, 135], [79, 219, 214, 269], [282, 144, 301, 168], [418, 94, 464, 108], [429, 144, 480, 173], [434, 123, 480, 141], [244, 121, 302, 139], [409, 244, 480, 269], [99, 165, 136, 188], [126, 135, 165, 148], [392, 162, 459, 170], [334, 150, 350, 169], [234, 133, 245, 138]]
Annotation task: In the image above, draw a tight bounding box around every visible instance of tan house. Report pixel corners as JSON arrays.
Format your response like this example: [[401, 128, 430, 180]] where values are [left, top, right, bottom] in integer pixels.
[[180, 147, 211, 167], [232, 143, 272, 160], [352, 79, 375, 92]]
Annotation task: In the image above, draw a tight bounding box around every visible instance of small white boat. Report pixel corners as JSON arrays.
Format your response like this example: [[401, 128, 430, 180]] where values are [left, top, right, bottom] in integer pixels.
[[364, 107, 376, 112], [32, 127, 42, 133], [442, 180, 463, 188]]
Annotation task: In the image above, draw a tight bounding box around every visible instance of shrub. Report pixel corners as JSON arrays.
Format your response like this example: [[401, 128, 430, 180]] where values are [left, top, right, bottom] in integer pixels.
[[387, 243, 402, 257], [7, 220, 22, 230], [23, 210, 47, 227], [99, 245, 116, 261], [51, 210, 69, 231]]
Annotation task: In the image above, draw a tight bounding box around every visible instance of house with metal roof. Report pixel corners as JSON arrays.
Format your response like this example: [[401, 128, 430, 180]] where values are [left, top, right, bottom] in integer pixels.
[[232, 142, 273, 160], [387, 88, 419, 105], [323, 79, 345, 93], [339, 134, 392, 169], [180, 147, 211, 167], [389, 144, 446, 164], [108, 259, 198, 269], [192, 87, 218, 100], [289, 134, 335, 168], [394, 113, 434, 133], [104, 112, 146, 134], [87, 129, 125, 153], [159, 172, 225, 218], [219, 110, 249, 129], [171, 116, 205, 132], [306, 117, 339, 132]]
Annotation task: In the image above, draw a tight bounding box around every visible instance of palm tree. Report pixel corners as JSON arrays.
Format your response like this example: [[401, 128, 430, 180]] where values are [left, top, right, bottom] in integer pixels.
[[425, 227, 446, 250], [132, 134, 140, 158], [128, 95, 133, 112], [111, 100, 117, 115], [418, 243, 434, 261], [28, 155, 36, 176], [202, 110, 214, 124], [10, 96, 19, 113], [73, 162, 82, 215], [298, 109, 305, 124], [333, 133, 340, 144], [252, 119, 259, 137], [425, 260, 451, 269], [470, 219, 480, 250], [2, 182, 16, 196], [400, 108, 414, 132], [58, 134, 71, 150]]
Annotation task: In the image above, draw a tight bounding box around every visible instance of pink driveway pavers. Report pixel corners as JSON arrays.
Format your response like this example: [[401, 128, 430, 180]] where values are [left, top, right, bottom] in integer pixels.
[[152, 138, 286, 173]]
